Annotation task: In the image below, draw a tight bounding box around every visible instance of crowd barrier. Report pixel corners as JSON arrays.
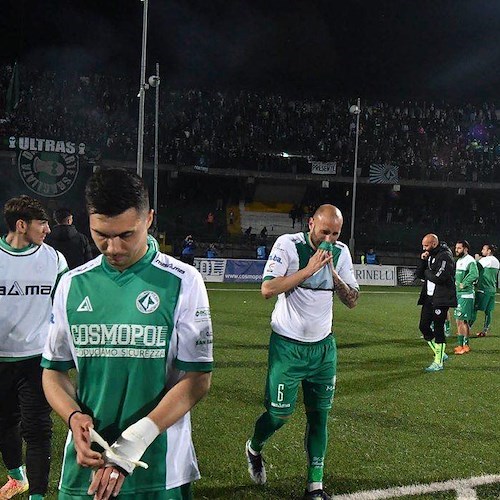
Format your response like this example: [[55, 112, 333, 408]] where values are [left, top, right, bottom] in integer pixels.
[[194, 258, 420, 286]]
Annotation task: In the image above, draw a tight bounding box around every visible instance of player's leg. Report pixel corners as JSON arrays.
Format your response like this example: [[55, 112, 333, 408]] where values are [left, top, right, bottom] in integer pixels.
[[425, 307, 448, 372], [0, 361, 29, 498], [18, 357, 52, 498], [444, 310, 452, 337], [474, 292, 486, 336], [247, 332, 300, 484], [302, 335, 336, 499], [455, 295, 474, 354], [480, 293, 495, 336], [419, 299, 439, 363]]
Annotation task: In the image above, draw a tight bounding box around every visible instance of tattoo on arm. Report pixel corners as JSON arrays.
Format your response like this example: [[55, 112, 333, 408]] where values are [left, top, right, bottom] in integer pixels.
[[332, 272, 359, 308]]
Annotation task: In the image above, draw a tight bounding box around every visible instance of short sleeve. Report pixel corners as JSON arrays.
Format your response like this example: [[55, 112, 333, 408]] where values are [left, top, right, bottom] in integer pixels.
[[41, 274, 76, 371], [263, 236, 290, 280], [174, 270, 213, 372], [336, 246, 359, 290]]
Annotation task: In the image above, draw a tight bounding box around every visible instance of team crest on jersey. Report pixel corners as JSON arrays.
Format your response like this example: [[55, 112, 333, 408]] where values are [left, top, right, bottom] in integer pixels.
[[136, 291, 160, 314], [77, 296, 93, 312], [435, 309, 441, 315]]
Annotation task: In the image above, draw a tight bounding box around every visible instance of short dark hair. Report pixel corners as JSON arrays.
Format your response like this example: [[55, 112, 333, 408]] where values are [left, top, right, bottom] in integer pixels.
[[53, 208, 72, 224], [456, 239, 470, 250], [85, 168, 150, 216], [3, 195, 49, 232], [484, 243, 497, 254]]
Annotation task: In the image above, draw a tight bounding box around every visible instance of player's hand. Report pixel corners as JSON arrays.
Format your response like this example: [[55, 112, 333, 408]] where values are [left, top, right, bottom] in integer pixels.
[[88, 466, 125, 500], [421, 251, 429, 260], [306, 248, 332, 276], [70, 413, 104, 468]]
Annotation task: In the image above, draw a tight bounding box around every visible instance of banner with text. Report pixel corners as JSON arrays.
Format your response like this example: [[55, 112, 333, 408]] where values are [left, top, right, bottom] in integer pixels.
[[224, 259, 266, 283], [354, 264, 397, 286], [310, 161, 337, 175], [194, 258, 226, 282]]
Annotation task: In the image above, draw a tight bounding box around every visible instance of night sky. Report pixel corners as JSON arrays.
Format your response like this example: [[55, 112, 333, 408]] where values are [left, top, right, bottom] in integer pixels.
[[2, 0, 500, 100]]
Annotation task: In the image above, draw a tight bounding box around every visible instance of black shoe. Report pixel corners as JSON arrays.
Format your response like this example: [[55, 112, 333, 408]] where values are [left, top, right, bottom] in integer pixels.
[[303, 488, 331, 499]]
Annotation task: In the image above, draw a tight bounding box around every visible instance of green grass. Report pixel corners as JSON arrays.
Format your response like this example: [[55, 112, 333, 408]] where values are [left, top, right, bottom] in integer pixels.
[[3, 285, 500, 499]]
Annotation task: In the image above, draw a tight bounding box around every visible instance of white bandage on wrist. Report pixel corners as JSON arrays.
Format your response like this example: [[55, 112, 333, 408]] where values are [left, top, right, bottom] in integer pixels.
[[103, 417, 160, 475]]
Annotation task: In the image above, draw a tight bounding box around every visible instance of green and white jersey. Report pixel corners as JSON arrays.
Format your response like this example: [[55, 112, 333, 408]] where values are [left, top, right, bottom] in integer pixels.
[[476, 255, 499, 294], [263, 232, 358, 342], [455, 254, 479, 296], [42, 246, 213, 496], [0, 236, 68, 359]]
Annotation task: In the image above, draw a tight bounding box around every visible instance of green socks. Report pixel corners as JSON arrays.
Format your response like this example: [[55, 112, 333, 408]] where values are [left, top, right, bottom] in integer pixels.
[[434, 343, 446, 364], [250, 412, 287, 453], [305, 411, 329, 483], [8, 466, 24, 481], [457, 334, 464, 347], [427, 340, 437, 354], [444, 320, 451, 336], [29, 495, 44, 500], [428, 341, 445, 364]]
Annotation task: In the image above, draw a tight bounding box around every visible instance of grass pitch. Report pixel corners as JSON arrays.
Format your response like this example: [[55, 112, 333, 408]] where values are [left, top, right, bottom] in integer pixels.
[[3, 285, 499, 499]]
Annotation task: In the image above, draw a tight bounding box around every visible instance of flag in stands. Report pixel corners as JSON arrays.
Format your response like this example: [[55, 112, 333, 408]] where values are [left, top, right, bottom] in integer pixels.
[[6, 62, 20, 114], [369, 163, 399, 184]]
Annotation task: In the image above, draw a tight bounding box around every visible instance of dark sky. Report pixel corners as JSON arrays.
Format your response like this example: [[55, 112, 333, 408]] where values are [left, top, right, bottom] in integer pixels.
[[3, 0, 500, 99]]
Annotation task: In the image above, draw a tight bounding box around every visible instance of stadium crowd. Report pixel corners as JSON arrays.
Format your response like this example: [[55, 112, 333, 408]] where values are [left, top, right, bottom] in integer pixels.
[[2, 66, 500, 182]]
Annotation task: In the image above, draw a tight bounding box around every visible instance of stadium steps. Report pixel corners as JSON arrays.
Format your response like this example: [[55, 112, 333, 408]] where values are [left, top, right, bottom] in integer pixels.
[[239, 201, 305, 236]]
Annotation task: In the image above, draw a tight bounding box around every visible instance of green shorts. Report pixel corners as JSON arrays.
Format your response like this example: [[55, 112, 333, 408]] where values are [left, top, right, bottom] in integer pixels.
[[264, 332, 337, 417], [475, 291, 496, 313], [454, 293, 475, 321], [58, 483, 192, 500]]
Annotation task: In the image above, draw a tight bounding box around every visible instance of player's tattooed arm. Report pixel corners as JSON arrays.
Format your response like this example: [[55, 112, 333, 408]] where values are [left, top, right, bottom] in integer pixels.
[[332, 270, 359, 308]]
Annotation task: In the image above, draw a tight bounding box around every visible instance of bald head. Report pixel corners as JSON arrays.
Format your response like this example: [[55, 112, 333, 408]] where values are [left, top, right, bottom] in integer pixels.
[[313, 204, 343, 222], [309, 204, 343, 248], [422, 233, 439, 252]]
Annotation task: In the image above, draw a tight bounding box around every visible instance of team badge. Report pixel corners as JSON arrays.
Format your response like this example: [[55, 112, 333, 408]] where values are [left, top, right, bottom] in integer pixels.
[[136, 291, 160, 314], [434, 309, 441, 315]]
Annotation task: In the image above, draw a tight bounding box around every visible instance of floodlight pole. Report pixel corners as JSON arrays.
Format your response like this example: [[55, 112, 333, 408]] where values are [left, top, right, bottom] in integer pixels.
[[348, 97, 361, 258], [136, 0, 149, 177], [153, 62, 160, 225]]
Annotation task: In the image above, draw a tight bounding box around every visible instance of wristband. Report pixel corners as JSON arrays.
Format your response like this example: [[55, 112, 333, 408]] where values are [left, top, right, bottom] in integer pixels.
[[68, 410, 83, 430]]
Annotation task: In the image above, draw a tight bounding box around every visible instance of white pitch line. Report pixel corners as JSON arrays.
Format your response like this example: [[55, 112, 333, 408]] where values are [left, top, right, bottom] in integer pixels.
[[332, 474, 500, 500]]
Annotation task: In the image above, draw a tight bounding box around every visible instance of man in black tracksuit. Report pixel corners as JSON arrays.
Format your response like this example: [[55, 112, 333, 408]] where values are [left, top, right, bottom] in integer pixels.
[[416, 233, 457, 372], [45, 208, 93, 269]]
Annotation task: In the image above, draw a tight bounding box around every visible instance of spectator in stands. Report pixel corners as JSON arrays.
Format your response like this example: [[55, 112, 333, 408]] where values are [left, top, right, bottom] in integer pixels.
[[260, 226, 268, 242], [180, 235, 196, 266], [45, 208, 93, 269], [245, 226, 252, 240], [206, 212, 215, 233], [206, 243, 218, 259], [365, 248, 380, 265], [229, 210, 235, 225], [256, 245, 267, 260]]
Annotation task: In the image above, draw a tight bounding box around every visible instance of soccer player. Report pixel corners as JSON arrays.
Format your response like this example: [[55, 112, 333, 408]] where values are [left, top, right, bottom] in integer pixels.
[[0, 195, 68, 500], [416, 234, 456, 372], [245, 204, 359, 500], [41, 169, 213, 500], [472, 244, 499, 337], [454, 240, 479, 354]]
